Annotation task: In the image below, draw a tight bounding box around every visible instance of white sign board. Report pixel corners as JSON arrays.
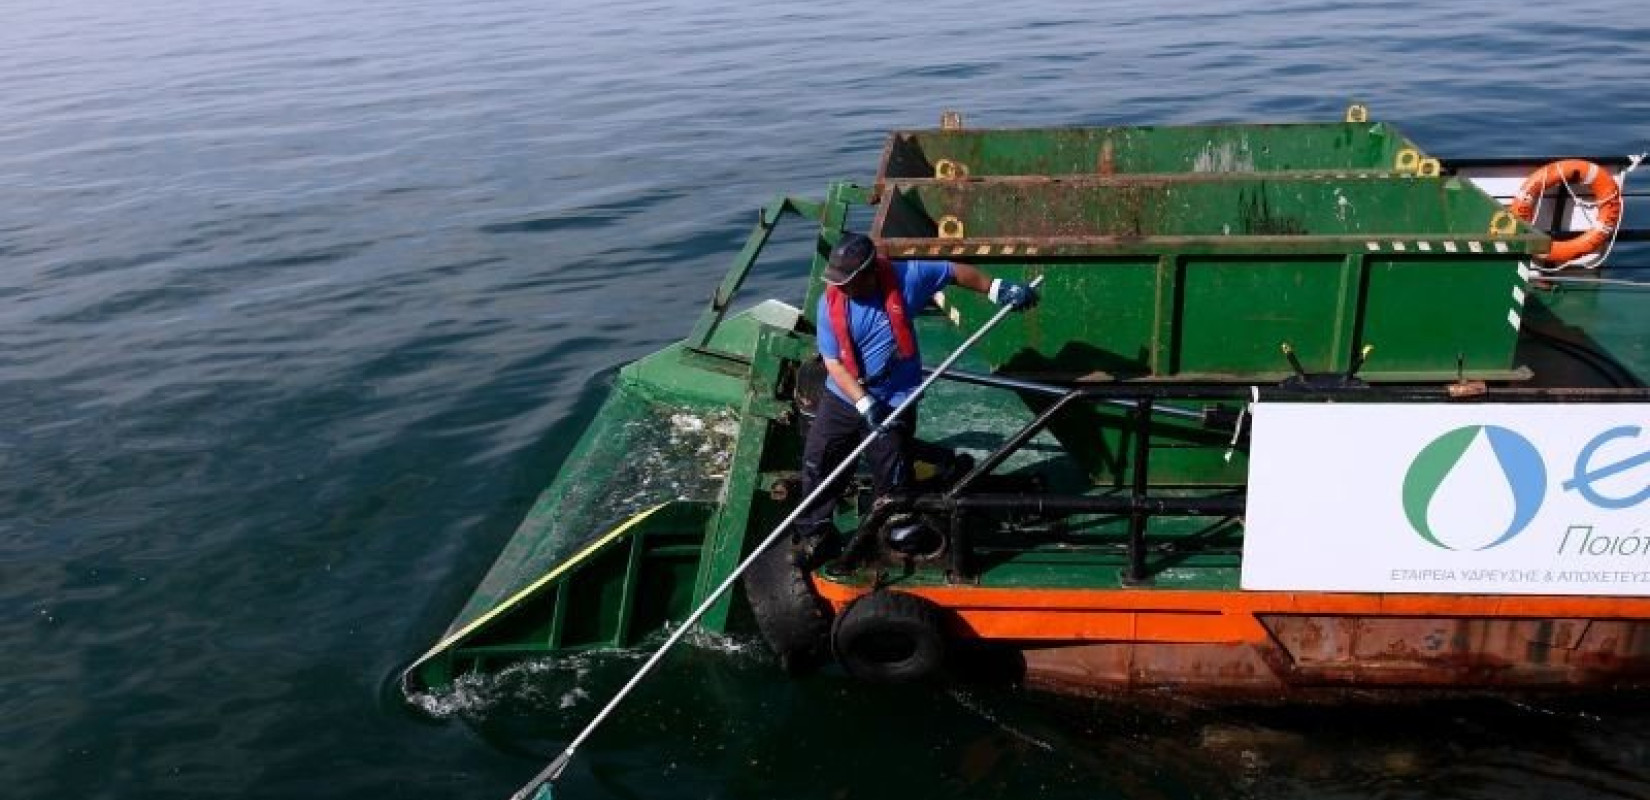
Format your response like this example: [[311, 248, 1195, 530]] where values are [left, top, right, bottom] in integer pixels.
[[1241, 403, 1650, 595]]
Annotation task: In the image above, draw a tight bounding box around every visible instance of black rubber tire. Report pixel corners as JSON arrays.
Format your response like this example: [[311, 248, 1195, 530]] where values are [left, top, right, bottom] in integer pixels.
[[831, 590, 947, 683], [742, 541, 833, 674]]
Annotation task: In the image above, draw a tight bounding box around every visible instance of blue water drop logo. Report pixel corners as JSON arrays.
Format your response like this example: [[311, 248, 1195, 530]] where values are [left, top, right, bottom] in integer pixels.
[[1402, 425, 1546, 550]]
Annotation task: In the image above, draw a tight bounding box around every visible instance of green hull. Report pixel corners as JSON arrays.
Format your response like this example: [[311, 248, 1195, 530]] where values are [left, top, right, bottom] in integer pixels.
[[406, 114, 1649, 694]]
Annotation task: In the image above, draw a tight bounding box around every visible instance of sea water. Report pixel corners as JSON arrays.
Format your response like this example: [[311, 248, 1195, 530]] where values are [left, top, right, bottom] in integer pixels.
[[4, 0, 1649, 797]]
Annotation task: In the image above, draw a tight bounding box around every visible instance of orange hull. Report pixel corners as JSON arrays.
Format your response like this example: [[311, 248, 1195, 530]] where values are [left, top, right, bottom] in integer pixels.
[[814, 581, 1650, 693]]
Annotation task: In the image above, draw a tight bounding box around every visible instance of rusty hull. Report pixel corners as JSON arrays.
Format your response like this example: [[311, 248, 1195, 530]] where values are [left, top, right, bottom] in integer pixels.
[[814, 580, 1650, 696], [1018, 616, 1650, 696]]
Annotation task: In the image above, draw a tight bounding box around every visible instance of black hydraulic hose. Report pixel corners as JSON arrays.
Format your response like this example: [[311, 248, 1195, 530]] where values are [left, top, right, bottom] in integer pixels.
[[1523, 324, 1638, 388]]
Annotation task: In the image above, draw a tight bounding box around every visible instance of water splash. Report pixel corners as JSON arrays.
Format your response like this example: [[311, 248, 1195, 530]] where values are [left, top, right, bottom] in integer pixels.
[[407, 649, 646, 719], [407, 624, 769, 720], [947, 688, 1054, 752]]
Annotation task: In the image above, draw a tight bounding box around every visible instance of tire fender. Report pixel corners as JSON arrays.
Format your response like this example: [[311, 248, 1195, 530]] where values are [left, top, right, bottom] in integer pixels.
[[743, 542, 833, 673], [831, 590, 947, 683]]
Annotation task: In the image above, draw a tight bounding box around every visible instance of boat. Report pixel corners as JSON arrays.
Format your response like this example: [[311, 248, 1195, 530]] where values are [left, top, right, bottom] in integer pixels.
[[404, 106, 1650, 700]]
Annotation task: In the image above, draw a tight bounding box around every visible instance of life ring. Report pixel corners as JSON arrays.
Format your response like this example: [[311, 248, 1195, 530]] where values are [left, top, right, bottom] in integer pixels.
[[1509, 159, 1622, 266], [831, 590, 947, 682]]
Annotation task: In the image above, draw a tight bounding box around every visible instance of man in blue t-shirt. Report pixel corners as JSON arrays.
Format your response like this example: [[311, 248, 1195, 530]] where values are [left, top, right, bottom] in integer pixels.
[[791, 231, 1038, 558]]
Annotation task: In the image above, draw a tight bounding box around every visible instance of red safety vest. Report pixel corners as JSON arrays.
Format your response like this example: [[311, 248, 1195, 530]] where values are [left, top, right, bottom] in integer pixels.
[[825, 258, 917, 382]]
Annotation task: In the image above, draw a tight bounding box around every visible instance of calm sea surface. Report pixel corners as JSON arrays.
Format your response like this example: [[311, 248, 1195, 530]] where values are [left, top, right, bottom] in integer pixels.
[[5, 1, 1650, 798]]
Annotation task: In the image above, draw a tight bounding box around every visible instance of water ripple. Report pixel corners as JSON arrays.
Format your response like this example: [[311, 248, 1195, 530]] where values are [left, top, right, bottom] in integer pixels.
[[2, 0, 1649, 798]]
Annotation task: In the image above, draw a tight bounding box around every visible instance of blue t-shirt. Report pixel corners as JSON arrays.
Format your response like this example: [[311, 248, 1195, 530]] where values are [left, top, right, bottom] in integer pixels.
[[816, 260, 953, 407]]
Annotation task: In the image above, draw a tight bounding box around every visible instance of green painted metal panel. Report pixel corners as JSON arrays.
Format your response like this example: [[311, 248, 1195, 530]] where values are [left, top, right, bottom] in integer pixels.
[[464, 586, 556, 651], [958, 258, 1161, 379], [872, 175, 1543, 381], [412, 501, 716, 688], [555, 544, 631, 647], [878, 177, 1533, 240], [695, 327, 810, 628], [1361, 256, 1524, 375], [877, 122, 1426, 180], [1177, 256, 1347, 374], [628, 547, 702, 644], [696, 415, 774, 629]]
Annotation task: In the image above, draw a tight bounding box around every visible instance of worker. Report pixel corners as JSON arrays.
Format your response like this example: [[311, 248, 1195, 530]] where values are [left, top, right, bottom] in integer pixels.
[[791, 231, 1038, 561]]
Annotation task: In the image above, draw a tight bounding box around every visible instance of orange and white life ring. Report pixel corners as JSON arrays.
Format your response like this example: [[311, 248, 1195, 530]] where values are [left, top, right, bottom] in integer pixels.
[[1510, 159, 1622, 266]]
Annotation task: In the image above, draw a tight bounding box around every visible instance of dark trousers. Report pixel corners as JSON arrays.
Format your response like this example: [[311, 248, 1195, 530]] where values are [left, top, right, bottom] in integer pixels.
[[792, 392, 916, 539]]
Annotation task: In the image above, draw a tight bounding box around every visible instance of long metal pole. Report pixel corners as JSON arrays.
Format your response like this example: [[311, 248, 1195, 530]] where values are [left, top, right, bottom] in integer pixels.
[[508, 276, 1042, 800]]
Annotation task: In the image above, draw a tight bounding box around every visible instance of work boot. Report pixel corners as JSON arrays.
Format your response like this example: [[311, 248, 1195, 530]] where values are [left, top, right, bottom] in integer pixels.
[[790, 523, 843, 570]]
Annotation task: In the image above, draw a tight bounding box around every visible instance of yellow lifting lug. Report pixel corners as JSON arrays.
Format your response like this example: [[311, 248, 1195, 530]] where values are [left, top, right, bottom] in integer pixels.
[[1345, 103, 1369, 123], [1418, 157, 1441, 177], [936, 215, 966, 239], [934, 159, 970, 180], [1394, 148, 1421, 174], [1488, 210, 1519, 236], [940, 110, 963, 131]]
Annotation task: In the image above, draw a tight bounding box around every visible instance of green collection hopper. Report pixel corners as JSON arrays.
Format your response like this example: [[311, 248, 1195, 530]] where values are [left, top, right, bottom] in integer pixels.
[[875, 120, 1435, 183], [870, 175, 1547, 382], [852, 118, 1552, 487]]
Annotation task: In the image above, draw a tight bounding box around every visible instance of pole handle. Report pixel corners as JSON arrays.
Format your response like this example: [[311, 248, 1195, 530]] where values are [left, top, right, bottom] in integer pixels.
[[508, 274, 1044, 800]]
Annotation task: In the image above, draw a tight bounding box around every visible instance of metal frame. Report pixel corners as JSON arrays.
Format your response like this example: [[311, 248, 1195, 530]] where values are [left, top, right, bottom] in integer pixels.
[[851, 374, 1650, 585]]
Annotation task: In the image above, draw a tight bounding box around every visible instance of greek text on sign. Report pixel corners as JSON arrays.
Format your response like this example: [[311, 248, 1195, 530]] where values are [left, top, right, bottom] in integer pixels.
[[1240, 403, 1650, 595]]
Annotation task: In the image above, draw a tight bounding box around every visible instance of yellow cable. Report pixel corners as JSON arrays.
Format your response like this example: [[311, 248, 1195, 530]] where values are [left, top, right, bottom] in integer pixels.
[[404, 502, 672, 677]]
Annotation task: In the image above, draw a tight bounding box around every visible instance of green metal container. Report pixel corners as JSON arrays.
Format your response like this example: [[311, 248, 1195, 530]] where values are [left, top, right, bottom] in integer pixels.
[[876, 122, 1433, 182], [871, 175, 1547, 382]]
